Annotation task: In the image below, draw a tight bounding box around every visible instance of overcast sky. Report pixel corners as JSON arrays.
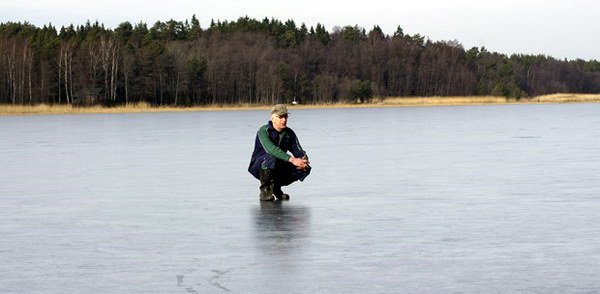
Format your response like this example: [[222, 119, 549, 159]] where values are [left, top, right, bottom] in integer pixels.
[[1, 0, 598, 60]]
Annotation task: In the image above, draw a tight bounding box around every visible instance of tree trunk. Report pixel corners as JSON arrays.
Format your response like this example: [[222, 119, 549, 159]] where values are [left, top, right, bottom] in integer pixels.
[[64, 48, 71, 104], [28, 50, 33, 104], [110, 44, 118, 101], [58, 46, 62, 104], [174, 72, 179, 106], [8, 42, 16, 104], [124, 68, 129, 104], [40, 62, 45, 103], [69, 49, 74, 103]]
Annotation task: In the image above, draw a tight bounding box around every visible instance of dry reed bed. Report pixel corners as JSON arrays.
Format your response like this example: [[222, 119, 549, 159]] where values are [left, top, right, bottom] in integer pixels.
[[0, 102, 267, 115], [1, 94, 599, 116], [381, 96, 508, 105], [531, 93, 600, 103]]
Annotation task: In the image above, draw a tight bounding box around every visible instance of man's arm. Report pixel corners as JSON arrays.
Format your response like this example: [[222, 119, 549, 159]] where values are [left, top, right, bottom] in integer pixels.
[[257, 126, 291, 162], [288, 129, 310, 170], [288, 129, 307, 159]]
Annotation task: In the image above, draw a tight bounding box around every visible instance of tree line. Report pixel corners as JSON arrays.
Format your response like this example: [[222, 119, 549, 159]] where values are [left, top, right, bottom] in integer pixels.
[[1, 16, 599, 106]]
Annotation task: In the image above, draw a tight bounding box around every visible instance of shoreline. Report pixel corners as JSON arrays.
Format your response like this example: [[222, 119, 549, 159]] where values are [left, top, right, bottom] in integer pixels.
[[1, 93, 600, 116]]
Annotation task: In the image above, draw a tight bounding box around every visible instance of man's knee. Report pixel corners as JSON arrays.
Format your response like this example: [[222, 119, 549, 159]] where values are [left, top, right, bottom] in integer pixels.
[[294, 166, 311, 182], [277, 166, 311, 186], [260, 155, 278, 171], [249, 154, 278, 179]]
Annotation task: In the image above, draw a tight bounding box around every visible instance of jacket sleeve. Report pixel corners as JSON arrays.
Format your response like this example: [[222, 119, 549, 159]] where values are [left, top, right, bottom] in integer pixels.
[[288, 129, 307, 159], [257, 126, 291, 162]]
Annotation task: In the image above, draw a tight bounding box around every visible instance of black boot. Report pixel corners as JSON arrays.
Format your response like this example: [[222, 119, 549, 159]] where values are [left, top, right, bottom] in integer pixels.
[[259, 169, 275, 201], [273, 185, 290, 201]]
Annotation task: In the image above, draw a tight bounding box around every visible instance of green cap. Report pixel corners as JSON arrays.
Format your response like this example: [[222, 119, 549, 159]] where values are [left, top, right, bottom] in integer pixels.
[[270, 104, 289, 116]]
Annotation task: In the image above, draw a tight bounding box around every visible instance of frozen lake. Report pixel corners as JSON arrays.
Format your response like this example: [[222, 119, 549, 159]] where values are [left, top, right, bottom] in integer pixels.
[[1, 104, 600, 293]]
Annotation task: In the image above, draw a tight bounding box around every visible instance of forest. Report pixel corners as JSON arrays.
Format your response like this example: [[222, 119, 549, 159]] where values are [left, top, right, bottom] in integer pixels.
[[1, 16, 599, 106]]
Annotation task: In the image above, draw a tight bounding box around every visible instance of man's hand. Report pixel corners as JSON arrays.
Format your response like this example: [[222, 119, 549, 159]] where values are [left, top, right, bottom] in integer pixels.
[[289, 156, 310, 170], [302, 155, 310, 170]]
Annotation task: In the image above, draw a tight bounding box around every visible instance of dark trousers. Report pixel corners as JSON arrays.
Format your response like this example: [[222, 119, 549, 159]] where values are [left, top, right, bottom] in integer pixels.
[[248, 154, 311, 186]]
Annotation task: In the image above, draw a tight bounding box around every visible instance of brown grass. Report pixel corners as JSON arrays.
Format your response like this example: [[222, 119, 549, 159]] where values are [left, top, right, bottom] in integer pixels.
[[0, 102, 268, 116], [527, 93, 600, 103], [2, 93, 599, 116], [379, 96, 509, 106]]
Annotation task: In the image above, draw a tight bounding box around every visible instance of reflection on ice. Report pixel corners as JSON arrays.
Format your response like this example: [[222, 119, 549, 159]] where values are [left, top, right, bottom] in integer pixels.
[[253, 202, 311, 255]]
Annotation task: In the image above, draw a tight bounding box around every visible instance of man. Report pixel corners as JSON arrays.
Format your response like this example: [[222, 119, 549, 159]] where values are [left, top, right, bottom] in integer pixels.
[[248, 104, 311, 201]]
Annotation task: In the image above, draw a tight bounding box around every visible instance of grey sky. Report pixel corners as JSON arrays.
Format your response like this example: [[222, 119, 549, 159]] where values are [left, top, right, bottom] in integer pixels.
[[2, 0, 598, 60]]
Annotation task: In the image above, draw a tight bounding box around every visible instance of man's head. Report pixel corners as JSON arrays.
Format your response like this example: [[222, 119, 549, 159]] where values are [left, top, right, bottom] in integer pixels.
[[270, 104, 289, 132]]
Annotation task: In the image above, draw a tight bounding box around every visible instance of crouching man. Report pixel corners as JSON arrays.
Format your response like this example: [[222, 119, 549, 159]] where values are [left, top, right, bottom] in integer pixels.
[[248, 104, 311, 201]]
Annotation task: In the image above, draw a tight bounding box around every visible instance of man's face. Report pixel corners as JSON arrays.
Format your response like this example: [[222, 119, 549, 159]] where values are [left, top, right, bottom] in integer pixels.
[[272, 114, 288, 131]]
